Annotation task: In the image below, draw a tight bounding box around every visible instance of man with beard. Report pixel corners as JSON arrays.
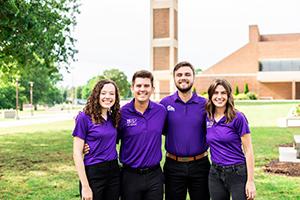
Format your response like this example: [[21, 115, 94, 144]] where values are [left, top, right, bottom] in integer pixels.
[[160, 61, 210, 200]]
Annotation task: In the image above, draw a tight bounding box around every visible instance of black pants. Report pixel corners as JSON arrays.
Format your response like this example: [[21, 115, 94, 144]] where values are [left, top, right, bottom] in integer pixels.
[[121, 165, 163, 200], [80, 159, 120, 200], [208, 163, 247, 200], [164, 156, 210, 200]]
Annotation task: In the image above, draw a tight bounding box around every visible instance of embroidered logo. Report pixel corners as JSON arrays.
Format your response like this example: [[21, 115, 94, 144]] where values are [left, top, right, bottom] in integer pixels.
[[167, 105, 175, 112], [126, 118, 137, 126], [206, 120, 214, 128]]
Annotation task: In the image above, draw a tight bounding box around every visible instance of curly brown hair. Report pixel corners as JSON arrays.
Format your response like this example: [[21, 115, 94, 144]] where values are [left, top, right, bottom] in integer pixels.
[[206, 79, 236, 123], [83, 79, 121, 128]]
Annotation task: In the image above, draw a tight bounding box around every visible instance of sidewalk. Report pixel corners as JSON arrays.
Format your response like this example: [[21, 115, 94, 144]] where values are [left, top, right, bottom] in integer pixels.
[[0, 110, 78, 128]]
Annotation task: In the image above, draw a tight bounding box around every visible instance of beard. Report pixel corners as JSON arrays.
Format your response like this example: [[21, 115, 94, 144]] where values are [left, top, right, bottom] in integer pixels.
[[176, 83, 193, 93]]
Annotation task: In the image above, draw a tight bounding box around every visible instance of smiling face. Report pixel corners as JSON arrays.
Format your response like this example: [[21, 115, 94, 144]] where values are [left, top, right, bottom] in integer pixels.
[[174, 66, 194, 93], [99, 83, 116, 111], [131, 77, 153, 104], [211, 84, 228, 109]]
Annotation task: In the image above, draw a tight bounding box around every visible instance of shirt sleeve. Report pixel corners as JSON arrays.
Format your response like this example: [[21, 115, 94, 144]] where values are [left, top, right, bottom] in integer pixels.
[[234, 112, 250, 137], [72, 112, 89, 140]]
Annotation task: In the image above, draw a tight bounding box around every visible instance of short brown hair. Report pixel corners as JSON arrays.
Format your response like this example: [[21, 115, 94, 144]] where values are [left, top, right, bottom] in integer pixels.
[[173, 61, 195, 76], [132, 70, 154, 87]]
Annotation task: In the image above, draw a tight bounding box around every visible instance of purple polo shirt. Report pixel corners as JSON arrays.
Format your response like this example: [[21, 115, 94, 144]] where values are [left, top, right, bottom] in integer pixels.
[[72, 112, 118, 166], [160, 92, 208, 156], [118, 99, 167, 168], [206, 111, 250, 166]]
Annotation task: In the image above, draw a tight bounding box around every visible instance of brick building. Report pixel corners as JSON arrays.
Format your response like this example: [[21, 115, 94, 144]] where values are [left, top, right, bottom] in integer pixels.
[[196, 25, 300, 100]]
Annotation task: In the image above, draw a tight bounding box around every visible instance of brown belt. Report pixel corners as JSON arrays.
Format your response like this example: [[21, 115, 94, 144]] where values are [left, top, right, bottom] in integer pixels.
[[166, 151, 208, 162]]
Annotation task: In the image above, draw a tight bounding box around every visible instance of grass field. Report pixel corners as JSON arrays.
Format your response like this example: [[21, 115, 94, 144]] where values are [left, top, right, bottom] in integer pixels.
[[0, 102, 300, 199]]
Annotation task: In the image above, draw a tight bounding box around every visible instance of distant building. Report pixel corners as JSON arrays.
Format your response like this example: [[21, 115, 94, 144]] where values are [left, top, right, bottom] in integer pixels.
[[196, 25, 300, 100]]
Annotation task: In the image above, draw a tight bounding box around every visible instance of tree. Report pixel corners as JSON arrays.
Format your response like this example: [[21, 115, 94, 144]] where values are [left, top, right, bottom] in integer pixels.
[[76, 86, 83, 99], [81, 69, 131, 99], [234, 85, 239, 96], [0, 0, 80, 76], [0, 0, 79, 108], [195, 68, 202, 75], [244, 83, 249, 94], [82, 76, 100, 99], [102, 69, 130, 98]]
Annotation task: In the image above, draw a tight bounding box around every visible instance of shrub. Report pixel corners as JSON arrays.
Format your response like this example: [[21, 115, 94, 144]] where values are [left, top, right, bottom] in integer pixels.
[[246, 92, 257, 100], [234, 93, 248, 100], [201, 92, 208, 99], [234, 85, 239, 95], [296, 105, 300, 116], [244, 83, 249, 94]]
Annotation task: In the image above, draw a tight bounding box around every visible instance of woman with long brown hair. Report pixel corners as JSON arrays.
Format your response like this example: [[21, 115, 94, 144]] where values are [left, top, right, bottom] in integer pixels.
[[72, 79, 121, 200], [206, 79, 256, 200]]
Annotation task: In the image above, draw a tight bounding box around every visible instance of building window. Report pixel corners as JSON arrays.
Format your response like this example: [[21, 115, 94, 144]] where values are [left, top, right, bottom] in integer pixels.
[[259, 60, 300, 71]]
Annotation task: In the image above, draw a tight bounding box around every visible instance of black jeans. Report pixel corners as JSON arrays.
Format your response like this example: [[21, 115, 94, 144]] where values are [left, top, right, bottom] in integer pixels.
[[209, 163, 247, 200], [163, 156, 210, 200], [121, 165, 163, 200], [80, 159, 120, 200]]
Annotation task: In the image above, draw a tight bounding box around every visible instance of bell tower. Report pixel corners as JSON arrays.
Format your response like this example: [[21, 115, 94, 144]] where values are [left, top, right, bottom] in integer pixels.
[[150, 0, 178, 100]]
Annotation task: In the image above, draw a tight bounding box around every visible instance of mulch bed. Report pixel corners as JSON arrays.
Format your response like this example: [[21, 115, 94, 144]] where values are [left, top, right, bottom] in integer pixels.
[[263, 160, 300, 176], [263, 143, 300, 176]]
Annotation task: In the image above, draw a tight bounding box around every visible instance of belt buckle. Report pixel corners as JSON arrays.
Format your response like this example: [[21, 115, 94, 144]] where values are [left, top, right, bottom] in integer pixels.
[[139, 167, 150, 174], [179, 157, 191, 162]]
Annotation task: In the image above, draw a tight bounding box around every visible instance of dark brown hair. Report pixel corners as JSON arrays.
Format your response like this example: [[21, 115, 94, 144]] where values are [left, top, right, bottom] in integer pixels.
[[206, 79, 236, 123], [132, 70, 154, 87], [83, 79, 121, 128], [173, 61, 195, 76]]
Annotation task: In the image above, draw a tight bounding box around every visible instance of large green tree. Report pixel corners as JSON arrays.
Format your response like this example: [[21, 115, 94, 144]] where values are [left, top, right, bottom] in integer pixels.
[[0, 0, 80, 108], [0, 0, 79, 75], [82, 69, 131, 99]]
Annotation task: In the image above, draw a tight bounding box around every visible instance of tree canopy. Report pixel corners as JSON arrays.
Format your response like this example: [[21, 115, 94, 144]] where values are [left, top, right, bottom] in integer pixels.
[[82, 69, 131, 99], [0, 0, 80, 75], [0, 0, 80, 108]]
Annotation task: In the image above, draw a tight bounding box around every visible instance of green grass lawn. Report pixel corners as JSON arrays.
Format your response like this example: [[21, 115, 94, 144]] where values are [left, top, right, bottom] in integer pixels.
[[0, 102, 300, 199]]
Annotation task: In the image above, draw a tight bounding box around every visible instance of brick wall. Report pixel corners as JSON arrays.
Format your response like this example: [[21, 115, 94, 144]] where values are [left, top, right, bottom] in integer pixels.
[[153, 8, 169, 38], [258, 82, 292, 99], [159, 79, 170, 99], [153, 47, 170, 70]]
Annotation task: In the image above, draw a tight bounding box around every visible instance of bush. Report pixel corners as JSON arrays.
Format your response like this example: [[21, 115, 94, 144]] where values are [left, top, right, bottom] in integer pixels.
[[234, 92, 257, 100], [296, 105, 300, 116], [201, 92, 208, 99], [246, 92, 257, 100], [234, 85, 239, 95], [234, 93, 248, 100], [244, 83, 249, 94]]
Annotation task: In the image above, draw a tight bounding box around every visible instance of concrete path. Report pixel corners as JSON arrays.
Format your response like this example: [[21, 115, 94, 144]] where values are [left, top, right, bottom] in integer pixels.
[[0, 111, 78, 128]]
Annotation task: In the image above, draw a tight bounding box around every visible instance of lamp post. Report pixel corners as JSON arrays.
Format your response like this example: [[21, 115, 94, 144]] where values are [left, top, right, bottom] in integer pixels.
[[15, 78, 20, 120], [29, 81, 34, 116]]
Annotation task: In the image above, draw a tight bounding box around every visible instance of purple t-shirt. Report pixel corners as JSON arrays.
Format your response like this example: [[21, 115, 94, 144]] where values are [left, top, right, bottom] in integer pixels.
[[118, 99, 167, 168], [206, 111, 250, 166], [160, 92, 208, 156], [72, 112, 118, 166]]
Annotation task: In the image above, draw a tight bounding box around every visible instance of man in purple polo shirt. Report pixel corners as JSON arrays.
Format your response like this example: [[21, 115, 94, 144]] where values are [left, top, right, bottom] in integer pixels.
[[118, 70, 167, 200], [160, 61, 210, 200]]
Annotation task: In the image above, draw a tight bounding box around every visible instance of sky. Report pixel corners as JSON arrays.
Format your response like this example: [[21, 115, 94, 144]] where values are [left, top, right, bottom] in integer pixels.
[[60, 0, 300, 87]]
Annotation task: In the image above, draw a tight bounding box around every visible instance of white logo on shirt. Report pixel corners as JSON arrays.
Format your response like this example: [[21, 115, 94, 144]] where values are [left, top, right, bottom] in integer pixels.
[[126, 118, 137, 126], [167, 105, 175, 112], [206, 120, 214, 128]]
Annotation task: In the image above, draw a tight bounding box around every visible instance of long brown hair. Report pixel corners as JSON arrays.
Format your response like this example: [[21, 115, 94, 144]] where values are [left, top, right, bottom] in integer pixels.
[[206, 79, 236, 123], [83, 79, 121, 128]]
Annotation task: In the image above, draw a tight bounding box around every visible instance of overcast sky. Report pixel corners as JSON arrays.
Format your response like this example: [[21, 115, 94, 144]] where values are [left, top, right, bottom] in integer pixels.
[[60, 0, 300, 87]]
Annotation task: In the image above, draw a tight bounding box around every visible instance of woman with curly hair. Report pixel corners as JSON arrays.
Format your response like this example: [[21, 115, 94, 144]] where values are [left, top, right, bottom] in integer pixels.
[[72, 79, 121, 200], [206, 79, 256, 200]]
